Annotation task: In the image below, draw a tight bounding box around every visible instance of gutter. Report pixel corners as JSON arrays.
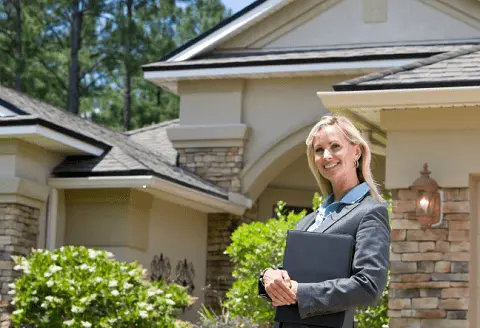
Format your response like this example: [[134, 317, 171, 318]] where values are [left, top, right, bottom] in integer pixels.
[[48, 175, 252, 216]]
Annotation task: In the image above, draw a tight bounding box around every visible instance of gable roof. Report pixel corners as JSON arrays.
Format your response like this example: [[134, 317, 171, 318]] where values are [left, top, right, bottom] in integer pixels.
[[145, 44, 477, 71], [126, 119, 178, 166], [334, 44, 480, 91], [163, 0, 291, 62], [0, 86, 227, 199]]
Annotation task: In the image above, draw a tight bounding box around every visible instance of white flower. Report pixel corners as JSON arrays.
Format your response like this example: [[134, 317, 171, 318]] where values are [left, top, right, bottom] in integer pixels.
[[8, 283, 15, 289], [88, 266, 96, 273], [146, 304, 153, 311], [79, 264, 89, 270], [64, 319, 75, 326], [32, 296, 39, 303], [12, 309, 23, 315], [41, 302, 48, 309], [60, 246, 65, 252], [10, 299, 15, 305], [51, 254, 59, 261], [71, 305, 85, 313], [128, 269, 137, 276], [7, 290, 15, 295], [108, 280, 118, 287], [108, 318, 117, 324], [123, 282, 133, 290], [138, 302, 147, 309], [165, 293, 172, 298], [105, 251, 114, 258], [13, 265, 22, 271], [88, 249, 99, 259], [45, 296, 54, 302], [139, 310, 148, 318], [41, 315, 50, 323], [111, 290, 119, 296], [50, 265, 62, 273], [81, 321, 92, 328], [46, 280, 54, 287], [166, 299, 175, 305], [94, 277, 103, 283]]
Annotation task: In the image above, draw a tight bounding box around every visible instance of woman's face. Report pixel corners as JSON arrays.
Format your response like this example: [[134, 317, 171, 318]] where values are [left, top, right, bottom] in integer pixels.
[[313, 124, 361, 185]]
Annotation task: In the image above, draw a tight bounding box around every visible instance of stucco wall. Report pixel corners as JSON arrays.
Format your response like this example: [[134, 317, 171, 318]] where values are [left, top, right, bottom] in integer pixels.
[[382, 107, 480, 189], [220, 0, 480, 51], [63, 189, 208, 322]]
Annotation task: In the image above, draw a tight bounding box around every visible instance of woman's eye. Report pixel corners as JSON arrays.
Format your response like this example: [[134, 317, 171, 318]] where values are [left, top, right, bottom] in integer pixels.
[[332, 144, 340, 150], [315, 148, 324, 154]]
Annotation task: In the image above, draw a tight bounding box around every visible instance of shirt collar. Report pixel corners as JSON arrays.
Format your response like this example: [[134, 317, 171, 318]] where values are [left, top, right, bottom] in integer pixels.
[[322, 182, 370, 208]]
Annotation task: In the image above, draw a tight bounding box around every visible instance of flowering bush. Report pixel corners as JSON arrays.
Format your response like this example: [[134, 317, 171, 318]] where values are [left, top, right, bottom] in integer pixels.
[[9, 246, 189, 328]]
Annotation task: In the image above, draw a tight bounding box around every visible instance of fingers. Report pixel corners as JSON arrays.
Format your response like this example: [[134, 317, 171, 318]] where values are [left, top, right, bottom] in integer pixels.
[[264, 270, 296, 305]]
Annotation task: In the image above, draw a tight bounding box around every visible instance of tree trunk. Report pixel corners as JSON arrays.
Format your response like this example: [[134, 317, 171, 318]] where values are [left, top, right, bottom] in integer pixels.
[[68, 0, 82, 114], [123, 0, 133, 131], [14, 0, 23, 92]]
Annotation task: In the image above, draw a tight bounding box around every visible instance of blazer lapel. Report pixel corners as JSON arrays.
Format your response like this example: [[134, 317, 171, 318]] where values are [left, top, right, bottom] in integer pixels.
[[298, 212, 316, 231], [316, 203, 361, 233]]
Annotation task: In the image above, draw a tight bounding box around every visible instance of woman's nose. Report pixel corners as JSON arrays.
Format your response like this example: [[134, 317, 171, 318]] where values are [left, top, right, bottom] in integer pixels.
[[323, 149, 332, 159]]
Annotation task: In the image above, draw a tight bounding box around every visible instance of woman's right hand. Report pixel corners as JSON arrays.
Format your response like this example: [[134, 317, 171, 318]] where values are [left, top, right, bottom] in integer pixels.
[[263, 269, 297, 306]]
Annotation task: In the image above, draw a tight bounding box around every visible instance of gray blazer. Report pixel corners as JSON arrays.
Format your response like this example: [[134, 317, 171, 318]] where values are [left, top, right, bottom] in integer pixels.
[[261, 195, 390, 328]]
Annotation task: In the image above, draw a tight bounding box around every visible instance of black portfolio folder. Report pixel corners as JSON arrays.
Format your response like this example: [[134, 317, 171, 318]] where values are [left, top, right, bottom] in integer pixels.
[[274, 230, 355, 327]]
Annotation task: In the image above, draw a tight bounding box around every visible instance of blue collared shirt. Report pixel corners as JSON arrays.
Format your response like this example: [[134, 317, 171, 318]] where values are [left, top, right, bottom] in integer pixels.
[[307, 182, 370, 232]]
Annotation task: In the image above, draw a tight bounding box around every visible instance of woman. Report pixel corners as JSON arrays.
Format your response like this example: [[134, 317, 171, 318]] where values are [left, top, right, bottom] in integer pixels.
[[258, 115, 390, 328]]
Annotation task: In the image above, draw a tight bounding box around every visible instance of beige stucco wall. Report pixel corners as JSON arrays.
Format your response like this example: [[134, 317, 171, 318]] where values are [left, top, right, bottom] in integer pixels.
[[178, 79, 244, 125], [63, 189, 208, 323], [382, 107, 480, 189], [220, 0, 480, 51]]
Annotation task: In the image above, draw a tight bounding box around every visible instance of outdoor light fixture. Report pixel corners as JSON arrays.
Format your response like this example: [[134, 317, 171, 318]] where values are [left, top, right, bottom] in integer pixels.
[[410, 163, 443, 227]]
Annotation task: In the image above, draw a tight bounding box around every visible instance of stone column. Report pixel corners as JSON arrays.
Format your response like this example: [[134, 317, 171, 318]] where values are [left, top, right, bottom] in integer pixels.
[[389, 188, 470, 328], [0, 204, 40, 328], [178, 147, 243, 192]]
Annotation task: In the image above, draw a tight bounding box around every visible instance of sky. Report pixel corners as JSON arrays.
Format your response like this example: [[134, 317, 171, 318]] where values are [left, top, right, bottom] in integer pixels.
[[222, 0, 257, 13]]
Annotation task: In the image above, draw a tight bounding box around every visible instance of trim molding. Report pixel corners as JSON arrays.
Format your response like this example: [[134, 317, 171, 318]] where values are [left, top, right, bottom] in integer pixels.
[[317, 86, 480, 128], [48, 176, 252, 216], [145, 59, 417, 84], [166, 124, 249, 148]]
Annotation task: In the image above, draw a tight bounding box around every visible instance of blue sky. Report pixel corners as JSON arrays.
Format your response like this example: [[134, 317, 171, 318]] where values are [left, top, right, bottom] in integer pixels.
[[222, 0, 256, 13]]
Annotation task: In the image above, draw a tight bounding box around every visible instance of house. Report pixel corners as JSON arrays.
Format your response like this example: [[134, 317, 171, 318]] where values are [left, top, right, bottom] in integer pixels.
[[0, 0, 479, 326]]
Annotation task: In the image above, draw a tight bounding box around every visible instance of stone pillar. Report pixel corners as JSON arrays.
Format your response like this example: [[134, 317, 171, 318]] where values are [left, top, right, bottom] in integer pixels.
[[389, 188, 470, 328], [178, 147, 243, 192], [0, 203, 40, 328], [204, 202, 258, 311]]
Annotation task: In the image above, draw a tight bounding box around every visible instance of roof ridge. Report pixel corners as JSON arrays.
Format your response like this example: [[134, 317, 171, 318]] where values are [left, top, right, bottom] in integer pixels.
[[126, 118, 179, 135], [334, 44, 480, 89]]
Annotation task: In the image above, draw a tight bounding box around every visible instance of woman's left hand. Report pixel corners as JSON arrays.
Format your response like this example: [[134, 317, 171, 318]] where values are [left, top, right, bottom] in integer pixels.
[[272, 280, 299, 307]]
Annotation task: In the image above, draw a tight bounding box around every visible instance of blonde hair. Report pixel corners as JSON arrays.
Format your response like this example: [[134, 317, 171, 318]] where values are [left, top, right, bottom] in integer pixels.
[[305, 115, 384, 202]]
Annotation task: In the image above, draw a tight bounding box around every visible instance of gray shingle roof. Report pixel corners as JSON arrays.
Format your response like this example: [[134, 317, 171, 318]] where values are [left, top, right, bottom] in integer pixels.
[[143, 44, 478, 70], [0, 86, 227, 198], [334, 45, 480, 91], [126, 119, 178, 166]]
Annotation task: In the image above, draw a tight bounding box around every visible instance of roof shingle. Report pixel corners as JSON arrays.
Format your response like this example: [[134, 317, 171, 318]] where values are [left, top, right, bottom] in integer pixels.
[[334, 45, 480, 91]]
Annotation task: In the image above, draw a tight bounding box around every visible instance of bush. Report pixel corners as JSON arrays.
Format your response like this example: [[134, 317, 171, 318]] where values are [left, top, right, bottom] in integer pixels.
[[223, 198, 316, 325], [10, 246, 189, 328]]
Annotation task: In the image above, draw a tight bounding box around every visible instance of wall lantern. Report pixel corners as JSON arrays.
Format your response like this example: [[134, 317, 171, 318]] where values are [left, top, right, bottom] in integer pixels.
[[410, 163, 443, 227]]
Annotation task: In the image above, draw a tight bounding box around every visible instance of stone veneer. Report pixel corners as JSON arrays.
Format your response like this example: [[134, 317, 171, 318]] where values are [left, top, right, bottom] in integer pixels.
[[178, 145, 254, 310], [178, 147, 243, 193], [204, 202, 258, 311], [0, 204, 40, 328], [388, 188, 470, 328]]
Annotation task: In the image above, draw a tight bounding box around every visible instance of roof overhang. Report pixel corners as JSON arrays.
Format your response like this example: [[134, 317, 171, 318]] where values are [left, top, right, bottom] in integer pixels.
[[317, 86, 480, 128], [145, 58, 418, 92], [48, 175, 252, 216], [166, 0, 292, 62], [0, 119, 107, 156]]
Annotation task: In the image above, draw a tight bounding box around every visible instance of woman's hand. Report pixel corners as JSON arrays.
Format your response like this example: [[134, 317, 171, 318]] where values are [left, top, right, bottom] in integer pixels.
[[263, 269, 297, 306]]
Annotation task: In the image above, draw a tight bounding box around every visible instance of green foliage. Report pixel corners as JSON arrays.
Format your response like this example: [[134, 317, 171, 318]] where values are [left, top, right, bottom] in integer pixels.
[[223, 201, 308, 325], [10, 246, 189, 328], [196, 304, 260, 328]]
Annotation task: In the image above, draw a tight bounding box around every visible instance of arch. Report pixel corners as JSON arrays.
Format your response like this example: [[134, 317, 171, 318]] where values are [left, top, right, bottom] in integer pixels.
[[241, 120, 315, 201]]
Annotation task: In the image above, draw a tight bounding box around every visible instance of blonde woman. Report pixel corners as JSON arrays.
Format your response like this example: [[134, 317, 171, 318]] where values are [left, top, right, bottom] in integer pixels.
[[259, 115, 390, 328]]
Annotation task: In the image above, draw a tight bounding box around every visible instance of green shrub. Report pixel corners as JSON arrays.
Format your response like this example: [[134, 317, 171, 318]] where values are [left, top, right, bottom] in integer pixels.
[[10, 246, 189, 328]]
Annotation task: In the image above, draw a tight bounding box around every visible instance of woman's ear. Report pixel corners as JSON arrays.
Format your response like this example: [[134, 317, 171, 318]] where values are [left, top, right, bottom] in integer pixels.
[[355, 145, 362, 161]]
